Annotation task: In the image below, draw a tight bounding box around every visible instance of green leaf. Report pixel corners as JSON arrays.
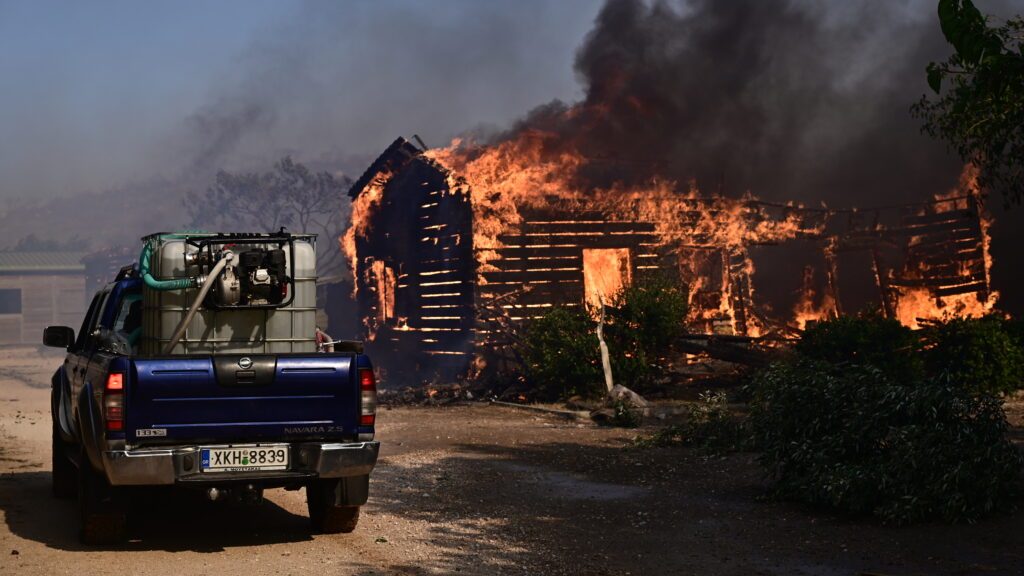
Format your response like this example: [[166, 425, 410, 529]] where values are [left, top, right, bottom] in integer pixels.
[[927, 63, 943, 93]]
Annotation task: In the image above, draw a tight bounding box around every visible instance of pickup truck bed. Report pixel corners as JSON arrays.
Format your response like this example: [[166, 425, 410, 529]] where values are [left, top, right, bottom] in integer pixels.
[[47, 272, 379, 544]]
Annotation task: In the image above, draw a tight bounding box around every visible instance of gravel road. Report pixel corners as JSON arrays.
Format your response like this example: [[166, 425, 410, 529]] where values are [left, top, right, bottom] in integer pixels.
[[1, 347, 1022, 576]]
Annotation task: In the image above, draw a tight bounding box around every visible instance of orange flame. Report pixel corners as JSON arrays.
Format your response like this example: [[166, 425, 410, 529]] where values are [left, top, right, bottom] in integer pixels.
[[425, 133, 823, 335], [348, 130, 998, 339], [340, 169, 392, 291], [892, 166, 997, 329]]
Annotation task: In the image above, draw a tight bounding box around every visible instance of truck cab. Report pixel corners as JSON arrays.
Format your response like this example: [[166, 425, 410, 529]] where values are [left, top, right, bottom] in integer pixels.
[[45, 232, 378, 544]]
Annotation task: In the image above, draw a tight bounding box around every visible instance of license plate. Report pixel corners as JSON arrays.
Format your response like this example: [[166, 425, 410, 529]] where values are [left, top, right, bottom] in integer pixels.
[[200, 444, 289, 473]]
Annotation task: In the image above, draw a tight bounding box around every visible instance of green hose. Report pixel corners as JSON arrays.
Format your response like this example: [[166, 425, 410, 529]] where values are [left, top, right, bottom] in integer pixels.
[[138, 241, 195, 291]]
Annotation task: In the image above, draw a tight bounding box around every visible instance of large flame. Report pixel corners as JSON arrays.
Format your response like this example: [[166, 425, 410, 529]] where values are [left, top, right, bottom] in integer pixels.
[[346, 130, 998, 338], [892, 166, 997, 329], [340, 169, 391, 292], [424, 131, 824, 336]]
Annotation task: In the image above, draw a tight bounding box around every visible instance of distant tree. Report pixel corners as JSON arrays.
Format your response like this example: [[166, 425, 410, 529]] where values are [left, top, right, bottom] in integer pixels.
[[184, 157, 351, 279], [7, 233, 85, 252], [913, 0, 1024, 207]]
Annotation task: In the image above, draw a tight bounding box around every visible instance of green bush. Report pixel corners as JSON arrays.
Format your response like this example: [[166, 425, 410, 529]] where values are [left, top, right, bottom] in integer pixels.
[[750, 360, 1022, 524], [608, 397, 644, 428], [639, 390, 748, 452], [1003, 318, 1024, 350], [795, 314, 923, 383], [923, 316, 1024, 395], [518, 275, 687, 401], [605, 275, 688, 392], [521, 306, 602, 401]]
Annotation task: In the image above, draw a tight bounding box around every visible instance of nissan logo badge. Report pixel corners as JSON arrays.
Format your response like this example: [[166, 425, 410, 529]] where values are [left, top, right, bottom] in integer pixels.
[[238, 357, 253, 370]]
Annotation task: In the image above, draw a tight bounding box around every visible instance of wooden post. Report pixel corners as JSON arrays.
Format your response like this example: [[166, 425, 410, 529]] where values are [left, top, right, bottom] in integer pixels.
[[596, 296, 614, 394]]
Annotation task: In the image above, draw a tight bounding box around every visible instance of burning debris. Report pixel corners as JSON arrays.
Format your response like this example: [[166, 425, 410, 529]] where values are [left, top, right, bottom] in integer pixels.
[[336, 0, 1003, 383], [341, 135, 996, 382]]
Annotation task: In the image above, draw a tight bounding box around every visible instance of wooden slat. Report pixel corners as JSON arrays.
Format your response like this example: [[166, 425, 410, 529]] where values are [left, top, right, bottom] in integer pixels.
[[417, 234, 469, 250], [933, 281, 987, 297], [418, 256, 470, 267], [498, 233, 659, 248], [481, 287, 584, 306], [901, 209, 974, 227], [420, 340, 475, 353], [907, 238, 981, 258], [482, 269, 583, 283], [494, 246, 583, 259], [417, 293, 474, 306], [414, 268, 467, 281], [915, 248, 984, 267], [520, 221, 656, 234], [908, 227, 982, 246], [517, 209, 610, 221], [891, 272, 986, 288], [414, 317, 473, 329], [487, 256, 582, 272], [399, 331, 475, 347], [924, 261, 985, 278]]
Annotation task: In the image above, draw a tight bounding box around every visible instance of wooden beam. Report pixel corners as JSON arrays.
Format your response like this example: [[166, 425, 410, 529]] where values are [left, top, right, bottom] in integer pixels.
[[890, 272, 986, 288], [487, 255, 582, 272], [498, 233, 660, 248], [932, 281, 988, 297], [900, 209, 974, 227], [494, 246, 583, 259], [520, 221, 657, 234], [907, 238, 982, 258]]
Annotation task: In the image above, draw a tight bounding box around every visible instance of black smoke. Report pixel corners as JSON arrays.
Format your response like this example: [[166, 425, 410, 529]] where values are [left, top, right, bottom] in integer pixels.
[[502, 0, 977, 204], [492, 0, 1023, 314]]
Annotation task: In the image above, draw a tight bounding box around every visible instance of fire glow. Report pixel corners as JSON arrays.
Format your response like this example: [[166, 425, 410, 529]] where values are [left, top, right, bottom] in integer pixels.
[[343, 129, 999, 369]]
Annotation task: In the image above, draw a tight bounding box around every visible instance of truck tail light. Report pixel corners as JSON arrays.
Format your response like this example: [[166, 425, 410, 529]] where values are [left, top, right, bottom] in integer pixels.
[[359, 368, 376, 427], [104, 373, 125, 432]]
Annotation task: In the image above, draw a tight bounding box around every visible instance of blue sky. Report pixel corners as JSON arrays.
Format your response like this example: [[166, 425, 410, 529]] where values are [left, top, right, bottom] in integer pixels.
[[0, 0, 604, 198]]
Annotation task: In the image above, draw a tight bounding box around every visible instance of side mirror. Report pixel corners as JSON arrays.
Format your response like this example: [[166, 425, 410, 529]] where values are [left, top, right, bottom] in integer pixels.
[[43, 326, 75, 349]]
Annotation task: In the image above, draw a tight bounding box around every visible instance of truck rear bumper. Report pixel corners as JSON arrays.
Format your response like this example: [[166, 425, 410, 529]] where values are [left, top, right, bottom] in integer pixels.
[[102, 441, 380, 486]]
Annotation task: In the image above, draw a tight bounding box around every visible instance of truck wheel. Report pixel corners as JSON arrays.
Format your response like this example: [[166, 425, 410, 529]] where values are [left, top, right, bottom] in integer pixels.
[[78, 451, 127, 545], [51, 420, 76, 499], [307, 479, 361, 534]]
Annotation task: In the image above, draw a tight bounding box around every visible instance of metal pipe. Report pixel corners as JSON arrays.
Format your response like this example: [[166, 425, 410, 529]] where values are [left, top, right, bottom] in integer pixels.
[[162, 252, 233, 355]]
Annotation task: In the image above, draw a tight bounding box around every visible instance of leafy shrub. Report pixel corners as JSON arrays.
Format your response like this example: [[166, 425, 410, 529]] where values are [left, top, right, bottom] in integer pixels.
[[1003, 318, 1024, 350], [521, 306, 602, 401], [608, 397, 644, 428], [638, 390, 748, 452], [519, 275, 687, 401], [750, 360, 1022, 524], [923, 316, 1024, 395], [795, 314, 923, 383], [605, 275, 688, 392]]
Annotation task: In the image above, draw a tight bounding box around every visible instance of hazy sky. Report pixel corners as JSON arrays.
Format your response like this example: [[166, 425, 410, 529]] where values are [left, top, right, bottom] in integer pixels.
[[0, 0, 604, 199]]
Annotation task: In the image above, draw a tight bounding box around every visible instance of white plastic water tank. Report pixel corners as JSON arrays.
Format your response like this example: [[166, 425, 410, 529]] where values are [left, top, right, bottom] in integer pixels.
[[139, 234, 318, 355]]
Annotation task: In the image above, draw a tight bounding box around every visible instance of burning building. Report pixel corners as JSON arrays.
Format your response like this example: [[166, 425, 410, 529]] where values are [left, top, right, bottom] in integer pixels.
[[342, 135, 996, 382]]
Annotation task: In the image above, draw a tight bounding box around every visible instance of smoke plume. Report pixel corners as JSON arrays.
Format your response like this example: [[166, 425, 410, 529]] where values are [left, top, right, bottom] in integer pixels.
[[476, 0, 1023, 313], [492, 0, 1014, 206]]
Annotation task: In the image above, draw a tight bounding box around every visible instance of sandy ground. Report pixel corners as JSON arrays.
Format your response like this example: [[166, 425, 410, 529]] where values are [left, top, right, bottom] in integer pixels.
[[0, 346, 1022, 576]]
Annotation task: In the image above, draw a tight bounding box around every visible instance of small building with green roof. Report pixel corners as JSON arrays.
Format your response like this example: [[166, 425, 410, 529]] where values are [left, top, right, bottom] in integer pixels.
[[0, 252, 87, 345]]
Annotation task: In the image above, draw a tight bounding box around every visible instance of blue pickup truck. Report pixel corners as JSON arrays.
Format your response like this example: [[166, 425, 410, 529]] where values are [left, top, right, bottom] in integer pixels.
[[44, 232, 379, 544]]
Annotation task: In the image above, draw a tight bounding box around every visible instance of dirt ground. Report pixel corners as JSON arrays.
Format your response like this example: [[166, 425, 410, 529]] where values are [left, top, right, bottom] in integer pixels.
[[0, 347, 1022, 576]]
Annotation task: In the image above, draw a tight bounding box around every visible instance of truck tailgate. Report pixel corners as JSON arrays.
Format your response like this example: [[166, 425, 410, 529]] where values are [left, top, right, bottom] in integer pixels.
[[126, 354, 358, 444]]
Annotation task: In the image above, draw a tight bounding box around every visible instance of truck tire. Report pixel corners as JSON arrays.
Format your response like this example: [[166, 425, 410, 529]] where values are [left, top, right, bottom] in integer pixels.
[[307, 479, 361, 534], [51, 420, 76, 499], [78, 451, 127, 545]]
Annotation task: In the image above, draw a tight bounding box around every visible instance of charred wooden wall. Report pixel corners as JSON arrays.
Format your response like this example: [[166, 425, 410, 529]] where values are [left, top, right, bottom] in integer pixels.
[[892, 196, 988, 298], [477, 206, 674, 348], [351, 145, 475, 382], [349, 138, 994, 383]]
